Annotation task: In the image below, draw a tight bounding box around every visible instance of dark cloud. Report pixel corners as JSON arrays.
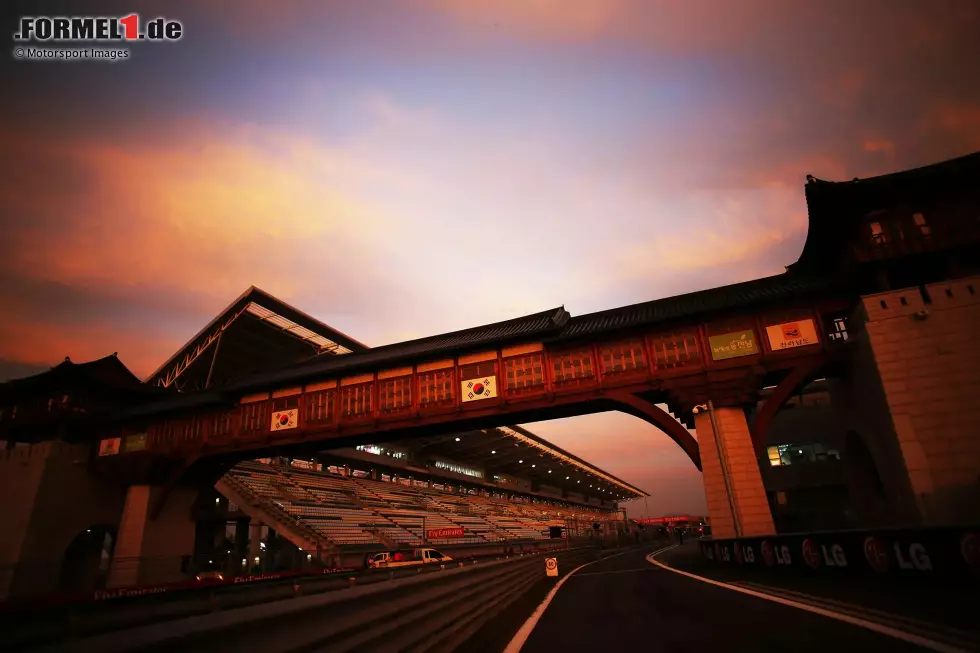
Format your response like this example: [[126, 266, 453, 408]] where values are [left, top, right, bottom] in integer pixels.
[[0, 359, 51, 383]]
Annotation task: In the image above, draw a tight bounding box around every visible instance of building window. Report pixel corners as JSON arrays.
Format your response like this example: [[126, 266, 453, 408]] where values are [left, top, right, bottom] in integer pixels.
[[767, 447, 782, 466], [766, 443, 841, 466], [828, 316, 848, 342], [869, 221, 887, 245], [912, 212, 931, 237]]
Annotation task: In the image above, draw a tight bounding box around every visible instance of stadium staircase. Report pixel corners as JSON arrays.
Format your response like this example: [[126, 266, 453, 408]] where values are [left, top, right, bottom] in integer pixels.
[[216, 472, 336, 556]]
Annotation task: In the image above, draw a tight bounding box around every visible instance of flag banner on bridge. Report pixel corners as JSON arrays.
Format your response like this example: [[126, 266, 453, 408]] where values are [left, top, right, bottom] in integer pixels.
[[708, 330, 759, 361], [461, 376, 498, 402], [98, 438, 121, 456], [766, 319, 819, 350], [271, 409, 298, 431], [428, 527, 465, 539]]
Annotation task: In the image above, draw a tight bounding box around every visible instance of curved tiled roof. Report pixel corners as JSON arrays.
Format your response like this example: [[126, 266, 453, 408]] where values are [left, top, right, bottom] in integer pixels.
[[226, 306, 571, 393], [553, 274, 832, 341]]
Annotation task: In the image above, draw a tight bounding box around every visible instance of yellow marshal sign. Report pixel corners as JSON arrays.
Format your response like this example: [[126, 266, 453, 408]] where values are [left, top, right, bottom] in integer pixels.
[[545, 557, 558, 577]]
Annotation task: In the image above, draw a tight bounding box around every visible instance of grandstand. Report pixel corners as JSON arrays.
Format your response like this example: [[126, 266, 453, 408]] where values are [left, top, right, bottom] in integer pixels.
[[223, 455, 624, 551]]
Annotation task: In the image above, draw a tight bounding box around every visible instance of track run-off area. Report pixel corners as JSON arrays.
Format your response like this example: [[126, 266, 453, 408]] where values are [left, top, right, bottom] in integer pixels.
[[507, 544, 979, 653]]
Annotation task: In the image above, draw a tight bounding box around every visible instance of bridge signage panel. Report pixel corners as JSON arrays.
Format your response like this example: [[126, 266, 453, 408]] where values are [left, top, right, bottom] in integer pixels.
[[98, 438, 121, 456], [765, 319, 819, 350], [461, 376, 498, 402], [123, 432, 147, 452], [708, 330, 759, 361], [271, 408, 298, 431]]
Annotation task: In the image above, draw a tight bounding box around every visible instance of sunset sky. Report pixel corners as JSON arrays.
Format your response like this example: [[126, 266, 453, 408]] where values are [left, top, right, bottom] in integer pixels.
[[1, 0, 979, 517]]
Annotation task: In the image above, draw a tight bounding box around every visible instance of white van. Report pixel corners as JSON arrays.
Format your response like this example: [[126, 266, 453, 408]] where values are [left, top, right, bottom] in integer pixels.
[[367, 548, 452, 568]]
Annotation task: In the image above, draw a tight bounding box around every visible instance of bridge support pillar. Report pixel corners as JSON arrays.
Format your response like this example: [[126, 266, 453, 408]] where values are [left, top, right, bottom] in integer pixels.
[[695, 406, 774, 539], [106, 484, 197, 588]]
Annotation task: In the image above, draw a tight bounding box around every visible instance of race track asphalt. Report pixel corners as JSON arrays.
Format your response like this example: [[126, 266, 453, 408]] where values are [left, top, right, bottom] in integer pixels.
[[517, 544, 963, 653]]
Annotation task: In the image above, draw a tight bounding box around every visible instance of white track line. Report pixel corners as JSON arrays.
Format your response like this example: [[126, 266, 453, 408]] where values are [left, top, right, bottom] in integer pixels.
[[503, 544, 675, 653], [645, 551, 968, 653]]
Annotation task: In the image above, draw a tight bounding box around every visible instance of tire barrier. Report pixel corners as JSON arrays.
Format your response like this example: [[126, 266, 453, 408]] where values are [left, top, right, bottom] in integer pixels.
[[700, 526, 980, 579]]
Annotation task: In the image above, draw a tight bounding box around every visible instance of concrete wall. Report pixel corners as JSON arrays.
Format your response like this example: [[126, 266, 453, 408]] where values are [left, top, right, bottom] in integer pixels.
[[859, 275, 980, 525], [107, 485, 198, 588], [0, 442, 126, 599]]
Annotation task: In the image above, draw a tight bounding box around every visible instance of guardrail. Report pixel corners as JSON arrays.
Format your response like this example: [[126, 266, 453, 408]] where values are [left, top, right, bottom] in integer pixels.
[[699, 525, 980, 579], [22, 547, 599, 653]]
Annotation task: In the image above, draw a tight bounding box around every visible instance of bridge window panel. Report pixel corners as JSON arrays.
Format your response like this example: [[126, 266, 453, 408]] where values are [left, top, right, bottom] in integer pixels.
[[418, 370, 454, 406], [304, 389, 335, 424], [649, 332, 700, 370], [459, 362, 497, 381], [504, 355, 545, 391], [185, 419, 204, 445], [599, 340, 647, 375], [550, 350, 595, 385], [379, 376, 412, 412], [147, 423, 171, 450], [212, 412, 234, 438], [340, 383, 373, 418], [240, 402, 268, 433], [272, 396, 300, 412]]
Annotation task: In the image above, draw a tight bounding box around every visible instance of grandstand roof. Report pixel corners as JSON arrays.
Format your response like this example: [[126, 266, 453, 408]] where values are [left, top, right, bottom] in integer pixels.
[[384, 424, 647, 501], [145, 286, 368, 392]]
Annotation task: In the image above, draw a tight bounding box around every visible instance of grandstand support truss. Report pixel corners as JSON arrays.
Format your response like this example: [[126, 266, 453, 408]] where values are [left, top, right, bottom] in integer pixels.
[[154, 303, 251, 390], [147, 286, 364, 392]]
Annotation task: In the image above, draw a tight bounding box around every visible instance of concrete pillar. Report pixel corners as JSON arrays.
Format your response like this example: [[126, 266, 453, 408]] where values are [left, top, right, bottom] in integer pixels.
[[107, 485, 197, 587], [695, 406, 775, 539], [248, 519, 263, 571]]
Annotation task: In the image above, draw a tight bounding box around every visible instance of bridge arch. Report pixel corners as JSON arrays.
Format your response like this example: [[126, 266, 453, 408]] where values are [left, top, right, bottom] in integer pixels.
[[606, 392, 701, 471]]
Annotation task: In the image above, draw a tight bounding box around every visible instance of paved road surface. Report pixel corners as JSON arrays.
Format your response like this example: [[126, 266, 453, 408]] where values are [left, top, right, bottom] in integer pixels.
[[518, 544, 971, 652]]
